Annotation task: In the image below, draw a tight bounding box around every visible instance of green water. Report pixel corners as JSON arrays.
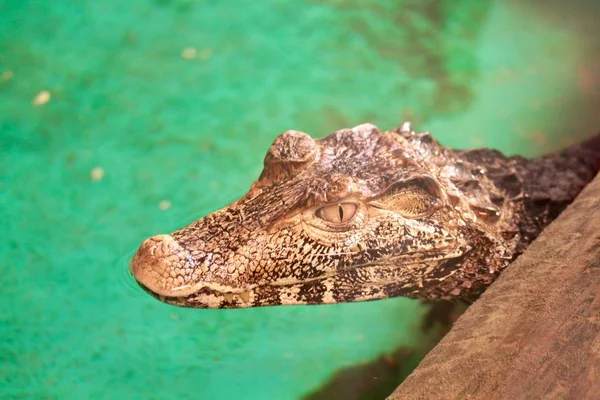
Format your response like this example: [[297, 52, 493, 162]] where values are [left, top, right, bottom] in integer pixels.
[[2, 1, 600, 399]]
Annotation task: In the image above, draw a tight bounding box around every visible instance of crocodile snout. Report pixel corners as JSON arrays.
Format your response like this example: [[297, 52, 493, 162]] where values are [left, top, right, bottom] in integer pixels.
[[130, 234, 197, 297]]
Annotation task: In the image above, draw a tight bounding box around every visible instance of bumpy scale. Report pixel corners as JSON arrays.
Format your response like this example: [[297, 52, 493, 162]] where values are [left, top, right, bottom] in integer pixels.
[[130, 123, 600, 308]]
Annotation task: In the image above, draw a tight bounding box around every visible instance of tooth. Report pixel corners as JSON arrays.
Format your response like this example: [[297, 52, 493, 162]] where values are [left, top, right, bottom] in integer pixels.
[[223, 293, 234, 304], [172, 284, 191, 292], [239, 291, 250, 303]]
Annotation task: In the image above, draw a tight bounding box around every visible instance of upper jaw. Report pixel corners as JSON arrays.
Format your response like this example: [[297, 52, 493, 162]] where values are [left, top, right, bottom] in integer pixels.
[[137, 243, 469, 309], [129, 234, 200, 297]]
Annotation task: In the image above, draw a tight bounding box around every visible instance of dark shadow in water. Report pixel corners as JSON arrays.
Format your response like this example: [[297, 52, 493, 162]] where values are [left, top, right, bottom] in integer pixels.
[[303, 301, 467, 400], [310, 0, 491, 124]]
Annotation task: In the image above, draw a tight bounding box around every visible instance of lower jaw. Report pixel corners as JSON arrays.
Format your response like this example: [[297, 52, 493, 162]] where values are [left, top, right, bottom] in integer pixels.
[[142, 285, 255, 309]]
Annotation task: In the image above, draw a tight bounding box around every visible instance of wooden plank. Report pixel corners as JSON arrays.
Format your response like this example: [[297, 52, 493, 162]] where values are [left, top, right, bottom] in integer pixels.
[[389, 174, 600, 400]]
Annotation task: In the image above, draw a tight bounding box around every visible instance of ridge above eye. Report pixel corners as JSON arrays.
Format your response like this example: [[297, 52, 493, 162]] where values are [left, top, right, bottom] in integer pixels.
[[375, 176, 443, 218]]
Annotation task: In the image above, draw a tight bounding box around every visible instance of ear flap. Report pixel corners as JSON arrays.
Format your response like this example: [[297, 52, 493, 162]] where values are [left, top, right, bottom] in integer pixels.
[[444, 162, 502, 224], [257, 130, 319, 186]]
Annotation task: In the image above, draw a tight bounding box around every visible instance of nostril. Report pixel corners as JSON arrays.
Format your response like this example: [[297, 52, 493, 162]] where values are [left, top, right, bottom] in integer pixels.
[[130, 234, 196, 297]]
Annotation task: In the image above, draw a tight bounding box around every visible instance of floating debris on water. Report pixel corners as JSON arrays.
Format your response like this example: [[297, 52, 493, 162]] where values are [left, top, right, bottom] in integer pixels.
[[90, 167, 105, 181], [159, 200, 172, 210], [2, 70, 13, 82], [32, 90, 51, 106], [181, 47, 197, 60]]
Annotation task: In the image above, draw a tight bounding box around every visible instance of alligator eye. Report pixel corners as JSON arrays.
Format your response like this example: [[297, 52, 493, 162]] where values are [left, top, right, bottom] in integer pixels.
[[315, 203, 358, 223]]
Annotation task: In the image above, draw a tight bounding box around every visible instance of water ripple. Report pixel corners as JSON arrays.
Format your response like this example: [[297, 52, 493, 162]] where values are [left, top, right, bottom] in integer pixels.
[[114, 249, 145, 298]]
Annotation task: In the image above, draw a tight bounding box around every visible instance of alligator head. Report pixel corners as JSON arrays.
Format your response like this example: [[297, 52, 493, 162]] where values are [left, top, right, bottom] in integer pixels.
[[130, 122, 523, 308]]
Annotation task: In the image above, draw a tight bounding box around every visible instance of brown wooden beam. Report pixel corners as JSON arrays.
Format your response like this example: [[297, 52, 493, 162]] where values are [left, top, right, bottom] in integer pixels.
[[389, 173, 600, 400]]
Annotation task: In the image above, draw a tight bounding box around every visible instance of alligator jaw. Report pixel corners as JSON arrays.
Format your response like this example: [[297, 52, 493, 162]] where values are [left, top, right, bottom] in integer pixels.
[[139, 244, 468, 309], [139, 283, 256, 308]]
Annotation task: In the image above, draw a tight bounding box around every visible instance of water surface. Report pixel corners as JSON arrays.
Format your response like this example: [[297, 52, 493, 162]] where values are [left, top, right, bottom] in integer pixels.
[[2, 1, 600, 399]]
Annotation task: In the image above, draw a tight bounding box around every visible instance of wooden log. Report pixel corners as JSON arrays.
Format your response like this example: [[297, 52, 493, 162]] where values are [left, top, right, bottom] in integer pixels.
[[389, 174, 600, 400]]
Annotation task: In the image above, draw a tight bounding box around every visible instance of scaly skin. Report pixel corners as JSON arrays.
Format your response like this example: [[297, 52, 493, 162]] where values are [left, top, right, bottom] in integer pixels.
[[130, 123, 600, 308]]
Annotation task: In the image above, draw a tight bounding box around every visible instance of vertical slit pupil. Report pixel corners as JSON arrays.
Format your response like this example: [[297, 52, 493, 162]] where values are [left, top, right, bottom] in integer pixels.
[[338, 204, 344, 222]]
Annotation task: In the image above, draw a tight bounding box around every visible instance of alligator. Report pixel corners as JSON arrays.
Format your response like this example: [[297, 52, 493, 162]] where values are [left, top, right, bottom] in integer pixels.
[[130, 122, 600, 308]]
